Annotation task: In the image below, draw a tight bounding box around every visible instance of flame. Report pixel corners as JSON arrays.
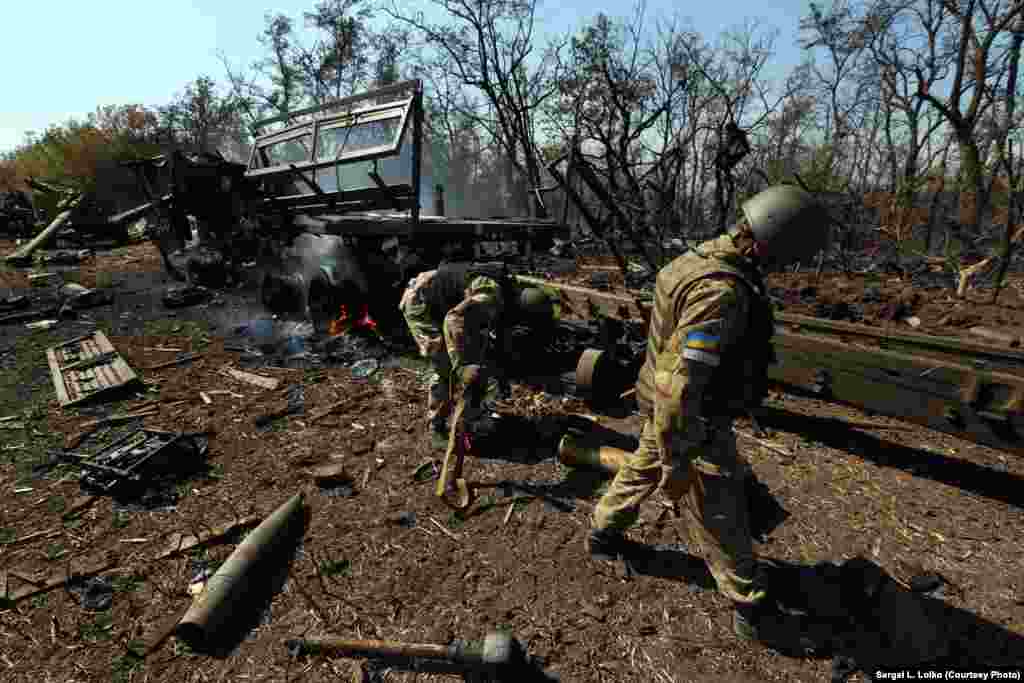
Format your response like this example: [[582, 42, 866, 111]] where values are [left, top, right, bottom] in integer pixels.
[[327, 304, 350, 336], [328, 303, 381, 338]]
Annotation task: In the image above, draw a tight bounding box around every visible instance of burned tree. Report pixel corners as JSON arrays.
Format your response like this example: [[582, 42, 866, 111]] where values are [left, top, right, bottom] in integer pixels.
[[383, 0, 560, 217]]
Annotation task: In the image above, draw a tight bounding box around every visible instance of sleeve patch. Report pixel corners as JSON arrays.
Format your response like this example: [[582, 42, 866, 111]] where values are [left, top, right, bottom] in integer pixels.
[[684, 330, 721, 353], [683, 348, 721, 366]]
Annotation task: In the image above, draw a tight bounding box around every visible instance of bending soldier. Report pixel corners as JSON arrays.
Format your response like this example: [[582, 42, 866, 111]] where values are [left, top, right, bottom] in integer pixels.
[[399, 262, 554, 452], [587, 185, 831, 648]]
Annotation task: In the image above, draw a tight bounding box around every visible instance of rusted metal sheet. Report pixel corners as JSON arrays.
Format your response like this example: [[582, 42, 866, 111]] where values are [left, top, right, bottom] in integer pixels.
[[298, 213, 569, 240], [46, 331, 138, 406]]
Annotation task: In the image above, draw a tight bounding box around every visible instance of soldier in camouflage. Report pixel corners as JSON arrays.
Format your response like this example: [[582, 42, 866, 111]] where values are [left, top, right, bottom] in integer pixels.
[[399, 262, 554, 451], [587, 185, 832, 648]]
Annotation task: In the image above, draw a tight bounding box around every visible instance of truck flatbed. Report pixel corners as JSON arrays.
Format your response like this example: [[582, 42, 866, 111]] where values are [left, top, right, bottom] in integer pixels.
[[293, 211, 568, 239]]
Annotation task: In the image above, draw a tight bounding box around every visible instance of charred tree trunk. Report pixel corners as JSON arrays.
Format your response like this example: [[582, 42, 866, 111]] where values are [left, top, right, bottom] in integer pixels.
[[988, 14, 1024, 305]]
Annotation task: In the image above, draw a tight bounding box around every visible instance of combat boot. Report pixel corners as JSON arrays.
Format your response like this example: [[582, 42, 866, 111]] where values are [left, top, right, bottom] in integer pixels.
[[586, 528, 632, 562]]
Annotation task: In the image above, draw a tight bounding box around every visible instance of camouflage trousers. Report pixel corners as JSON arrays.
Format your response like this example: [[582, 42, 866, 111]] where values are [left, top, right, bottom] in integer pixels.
[[591, 418, 766, 605], [399, 271, 502, 426]]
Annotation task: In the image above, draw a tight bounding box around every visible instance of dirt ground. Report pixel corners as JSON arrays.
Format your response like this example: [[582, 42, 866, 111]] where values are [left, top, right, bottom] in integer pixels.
[[1, 239, 1023, 683]]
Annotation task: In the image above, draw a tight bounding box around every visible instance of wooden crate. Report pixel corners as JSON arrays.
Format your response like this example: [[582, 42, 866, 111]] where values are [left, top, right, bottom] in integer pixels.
[[46, 330, 138, 407]]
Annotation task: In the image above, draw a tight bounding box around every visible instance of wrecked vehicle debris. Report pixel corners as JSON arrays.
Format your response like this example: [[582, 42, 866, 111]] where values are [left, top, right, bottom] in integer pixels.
[[55, 428, 210, 494], [162, 283, 212, 308], [47, 330, 139, 406]]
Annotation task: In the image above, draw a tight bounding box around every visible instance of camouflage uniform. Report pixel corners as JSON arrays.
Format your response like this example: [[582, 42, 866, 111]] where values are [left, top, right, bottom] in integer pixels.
[[591, 233, 775, 605], [399, 263, 506, 429]]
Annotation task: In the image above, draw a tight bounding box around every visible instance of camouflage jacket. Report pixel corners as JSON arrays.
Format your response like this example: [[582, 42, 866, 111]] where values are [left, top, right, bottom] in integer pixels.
[[418, 261, 512, 322], [635, 233, 775, 430]]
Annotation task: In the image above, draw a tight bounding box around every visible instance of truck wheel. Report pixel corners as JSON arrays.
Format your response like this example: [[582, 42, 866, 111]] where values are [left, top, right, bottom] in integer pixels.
[[261, 270, 306, 314]]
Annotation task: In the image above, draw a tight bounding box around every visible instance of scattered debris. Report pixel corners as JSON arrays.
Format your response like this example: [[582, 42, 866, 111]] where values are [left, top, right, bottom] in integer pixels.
[[254, 384, 305, 428], [28, 272, 62, 288], [350, 358, 379, 379], [200, 391, 212, 405], [389, 511, 417, 527], [969, 325, 1020, 347], [47, 331, 139, 406], [205, 390, 243, 398], [156, 515, 263, 560], [57, 428, 209, 494], [144, 352, 202, 371], [733, 428, 795, 457], [57, 282, 112, 315], [903, 316, 922, 328], [429, 517, 461, 541], [163, 284, 212, 308], [308, 389, 376, 423], [0, 528, 60, 546], [503, 501, 518, 526], [26, 319, 59, 331], [62, 495, 99, 520], [1, 557, 117, 604], [308, 462, 351, 487], [77, 408, 160, 431], [38, 248, 92, 265], [66, 575, 114, 611], [0, 295, 29, 311], [219, 365, 280, 391], [1, 308, 50, 325]]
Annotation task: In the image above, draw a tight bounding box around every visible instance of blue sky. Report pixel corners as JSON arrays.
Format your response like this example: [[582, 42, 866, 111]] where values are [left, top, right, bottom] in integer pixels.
[[0, 0, 814, 154]]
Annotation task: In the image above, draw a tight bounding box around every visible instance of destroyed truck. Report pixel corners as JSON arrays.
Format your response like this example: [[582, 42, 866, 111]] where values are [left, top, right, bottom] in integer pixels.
[[142, 80, 568, 332]]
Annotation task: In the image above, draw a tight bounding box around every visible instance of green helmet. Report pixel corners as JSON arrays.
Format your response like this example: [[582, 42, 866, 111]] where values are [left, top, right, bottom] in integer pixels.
[[741, 185, 832, 267], [516, 287, 554, 322]]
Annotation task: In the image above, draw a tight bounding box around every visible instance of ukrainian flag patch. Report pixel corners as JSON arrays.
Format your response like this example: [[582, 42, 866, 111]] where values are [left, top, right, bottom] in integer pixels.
[[684, 331, 721, 353]]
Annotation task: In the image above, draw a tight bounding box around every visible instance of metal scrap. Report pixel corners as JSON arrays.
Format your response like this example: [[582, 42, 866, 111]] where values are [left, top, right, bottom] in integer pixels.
[[57, 428, 210, 494]]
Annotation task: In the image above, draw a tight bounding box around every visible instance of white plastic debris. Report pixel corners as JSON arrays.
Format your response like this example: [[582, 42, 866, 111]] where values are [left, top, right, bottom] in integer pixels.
[[351, 358, 380, 379]]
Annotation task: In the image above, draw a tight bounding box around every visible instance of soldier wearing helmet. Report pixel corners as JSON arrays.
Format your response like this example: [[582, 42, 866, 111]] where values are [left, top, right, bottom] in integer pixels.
[[399, 261, 554, 454], [587, 185, 831, 648]]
